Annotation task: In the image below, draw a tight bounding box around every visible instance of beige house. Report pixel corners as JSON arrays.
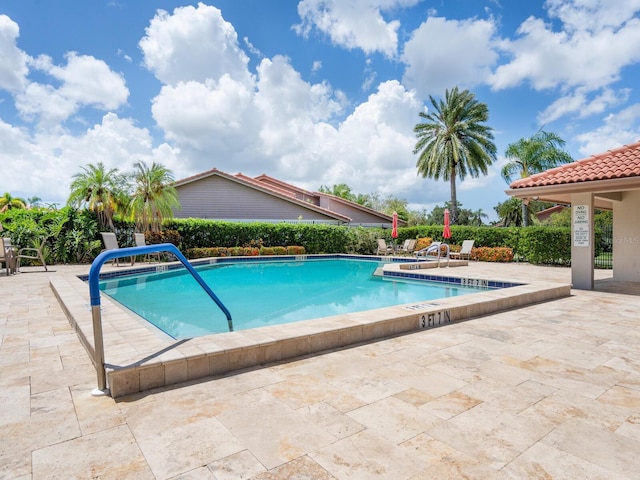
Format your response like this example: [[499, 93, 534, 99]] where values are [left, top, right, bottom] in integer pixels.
[[506, 140, 640, 289], [172, 169, 403, 228]]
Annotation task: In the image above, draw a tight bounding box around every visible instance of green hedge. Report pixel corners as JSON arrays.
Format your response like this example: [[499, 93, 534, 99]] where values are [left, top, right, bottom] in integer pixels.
[[165, 218, 352, 254], [398, 225, 521, 250], [1, 209, 573, 266], [516, 227, 571, 265]]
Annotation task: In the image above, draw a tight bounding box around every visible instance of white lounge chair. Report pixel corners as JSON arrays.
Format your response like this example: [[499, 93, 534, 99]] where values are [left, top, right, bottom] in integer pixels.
[[134, 233, 161, 263], [449, 240, 475, 260], [100, 232, 133, 266], [376, 239, 393, 255], [397, 239, 416, 255]]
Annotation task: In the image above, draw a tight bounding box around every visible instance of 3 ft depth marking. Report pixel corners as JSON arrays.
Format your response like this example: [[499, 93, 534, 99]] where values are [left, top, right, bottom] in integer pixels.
[[419, 310, 451, 328]]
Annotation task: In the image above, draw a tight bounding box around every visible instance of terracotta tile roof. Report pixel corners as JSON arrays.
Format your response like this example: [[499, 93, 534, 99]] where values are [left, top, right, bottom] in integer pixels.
[[509, 140, 640, 189]]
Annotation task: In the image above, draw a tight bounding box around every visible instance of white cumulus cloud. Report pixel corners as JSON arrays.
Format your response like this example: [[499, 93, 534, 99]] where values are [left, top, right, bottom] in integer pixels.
[[490, 6, 640, 92], [402, 16, 499, 97], [139, 3, 252, 86], [0, 15, 28, 92], [294, 0, 421, 59]]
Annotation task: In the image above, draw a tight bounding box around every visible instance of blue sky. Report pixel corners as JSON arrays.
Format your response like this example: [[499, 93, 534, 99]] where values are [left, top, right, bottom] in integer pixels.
[[1, 1, 640, 222]]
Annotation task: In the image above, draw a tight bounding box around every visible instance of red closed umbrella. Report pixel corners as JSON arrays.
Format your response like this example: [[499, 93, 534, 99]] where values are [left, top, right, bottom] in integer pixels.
[[443, 209, 451, 239], [391, 211, 398, 239]]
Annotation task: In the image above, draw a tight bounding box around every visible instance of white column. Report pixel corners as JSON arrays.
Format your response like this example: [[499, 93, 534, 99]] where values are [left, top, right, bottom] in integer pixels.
[[613, 191, 640, 282], [571, 193, 594, 290]]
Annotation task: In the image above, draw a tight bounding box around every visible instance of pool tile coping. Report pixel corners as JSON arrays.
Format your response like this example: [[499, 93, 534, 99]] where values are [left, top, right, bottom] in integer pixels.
[[51, 255, 571, 398]]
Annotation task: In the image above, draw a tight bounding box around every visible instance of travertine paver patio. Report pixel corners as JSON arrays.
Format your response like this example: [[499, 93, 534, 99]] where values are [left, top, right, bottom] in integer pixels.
[[1, 262, 639, 479]]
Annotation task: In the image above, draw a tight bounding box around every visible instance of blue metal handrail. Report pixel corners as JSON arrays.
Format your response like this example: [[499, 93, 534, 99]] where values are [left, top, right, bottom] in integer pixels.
[[87, 243, 232, 394]]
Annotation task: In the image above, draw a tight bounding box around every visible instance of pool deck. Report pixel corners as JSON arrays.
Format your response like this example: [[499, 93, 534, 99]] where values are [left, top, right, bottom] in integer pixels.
[[2, 261, 640, 479], [50, 256, 571, 398]]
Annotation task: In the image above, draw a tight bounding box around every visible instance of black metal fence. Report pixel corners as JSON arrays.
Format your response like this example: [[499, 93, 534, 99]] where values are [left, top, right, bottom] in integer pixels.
[[595, 223, 612, 269]]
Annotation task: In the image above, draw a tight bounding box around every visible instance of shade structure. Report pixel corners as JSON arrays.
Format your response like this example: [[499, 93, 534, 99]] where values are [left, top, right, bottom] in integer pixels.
[[443, 208, 452, 239], [391, 211, 398, 238]]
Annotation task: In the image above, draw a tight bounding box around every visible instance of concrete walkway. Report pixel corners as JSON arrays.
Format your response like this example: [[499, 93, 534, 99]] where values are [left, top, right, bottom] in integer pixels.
[[1, 263, 639, 479]]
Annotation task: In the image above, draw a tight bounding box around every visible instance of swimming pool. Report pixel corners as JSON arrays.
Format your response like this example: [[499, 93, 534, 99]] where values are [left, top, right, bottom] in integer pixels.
[[99, 258, 491, 339], [55, 256, 571, 397]]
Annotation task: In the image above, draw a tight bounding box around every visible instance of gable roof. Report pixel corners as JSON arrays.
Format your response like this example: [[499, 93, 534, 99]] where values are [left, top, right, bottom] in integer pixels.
[[173, 168, 351, 222], [173, 169, 401, 225], [252, 174, 403, 225], [509, 140, 640, 189], [534, 204, 568, 223], [505, 140, 640, 209], [253, 174, 316, 199]]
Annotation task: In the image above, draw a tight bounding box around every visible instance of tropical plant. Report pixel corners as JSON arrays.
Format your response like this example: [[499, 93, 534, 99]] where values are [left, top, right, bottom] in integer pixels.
[[413, 86, 497, 224], [27, 196, 42, 208], [318, 183, 356, 202], [494, 197, 526, 227], [501, 131, 573, 226], [0, 192, 27, 211], [67, 162, 128, 231], [425, 201, 484, 226], [129, 161, 180, 233], [468, 208, 488, 226]]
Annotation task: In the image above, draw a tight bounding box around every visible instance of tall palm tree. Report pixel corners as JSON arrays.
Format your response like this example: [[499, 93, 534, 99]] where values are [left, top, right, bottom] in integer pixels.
[[0, 192, 27, 211], [27, 196, 42, 208], [494, 197, 524, 227], [129, 161, 180, 233], [413, 87, 497, 224], [501, 131, 573, 226], [67, 162, 128, 231], [469, 208, 488, 226]]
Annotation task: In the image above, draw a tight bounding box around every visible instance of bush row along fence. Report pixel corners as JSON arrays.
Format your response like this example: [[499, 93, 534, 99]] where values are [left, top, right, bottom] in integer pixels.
[[0, 208, 611, 267]]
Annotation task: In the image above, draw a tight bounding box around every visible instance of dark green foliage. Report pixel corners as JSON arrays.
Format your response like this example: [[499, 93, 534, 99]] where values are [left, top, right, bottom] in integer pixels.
[[0, 209, 574, 266], [398, 224, 570, 265], [517, 227, 571, 265], [344, 227, 379, 255], [166, 219, 351, 254], [0, 206, 103, 265]]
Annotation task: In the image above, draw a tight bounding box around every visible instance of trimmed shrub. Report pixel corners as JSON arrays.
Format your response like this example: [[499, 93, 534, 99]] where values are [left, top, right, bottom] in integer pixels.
[[517, 227, 570, 265], [415, 237, 433, 251], [145, 229, 181, 247], [472, 247, 514, 262]]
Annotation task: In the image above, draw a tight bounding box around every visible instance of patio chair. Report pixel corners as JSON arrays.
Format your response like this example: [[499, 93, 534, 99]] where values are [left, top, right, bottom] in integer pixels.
[[14, 237, 48, 272], [397, 238, 416, 255], [376, 238, 393, 255], [100, 232, 133, 266], [1, 237, 16, 275], [134, 233, 161, 263], [449, 240, 475, 260]]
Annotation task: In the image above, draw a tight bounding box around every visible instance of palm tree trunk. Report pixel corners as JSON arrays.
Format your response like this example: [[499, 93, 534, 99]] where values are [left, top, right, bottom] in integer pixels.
[[450, 168, 458, 224], [521, 200, 529, 227]]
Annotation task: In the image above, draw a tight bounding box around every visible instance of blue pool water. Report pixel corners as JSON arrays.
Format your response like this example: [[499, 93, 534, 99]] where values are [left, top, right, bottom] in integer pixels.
[[99, 258, 488, 339]]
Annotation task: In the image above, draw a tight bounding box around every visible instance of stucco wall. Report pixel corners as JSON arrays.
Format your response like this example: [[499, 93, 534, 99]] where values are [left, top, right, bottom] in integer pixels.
[[613, 190, 640, 282]]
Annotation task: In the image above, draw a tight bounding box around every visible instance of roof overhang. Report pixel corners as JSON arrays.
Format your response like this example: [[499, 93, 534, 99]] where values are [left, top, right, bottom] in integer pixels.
[[174, 169, 352, 222], [505, 176, 640, 210]]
